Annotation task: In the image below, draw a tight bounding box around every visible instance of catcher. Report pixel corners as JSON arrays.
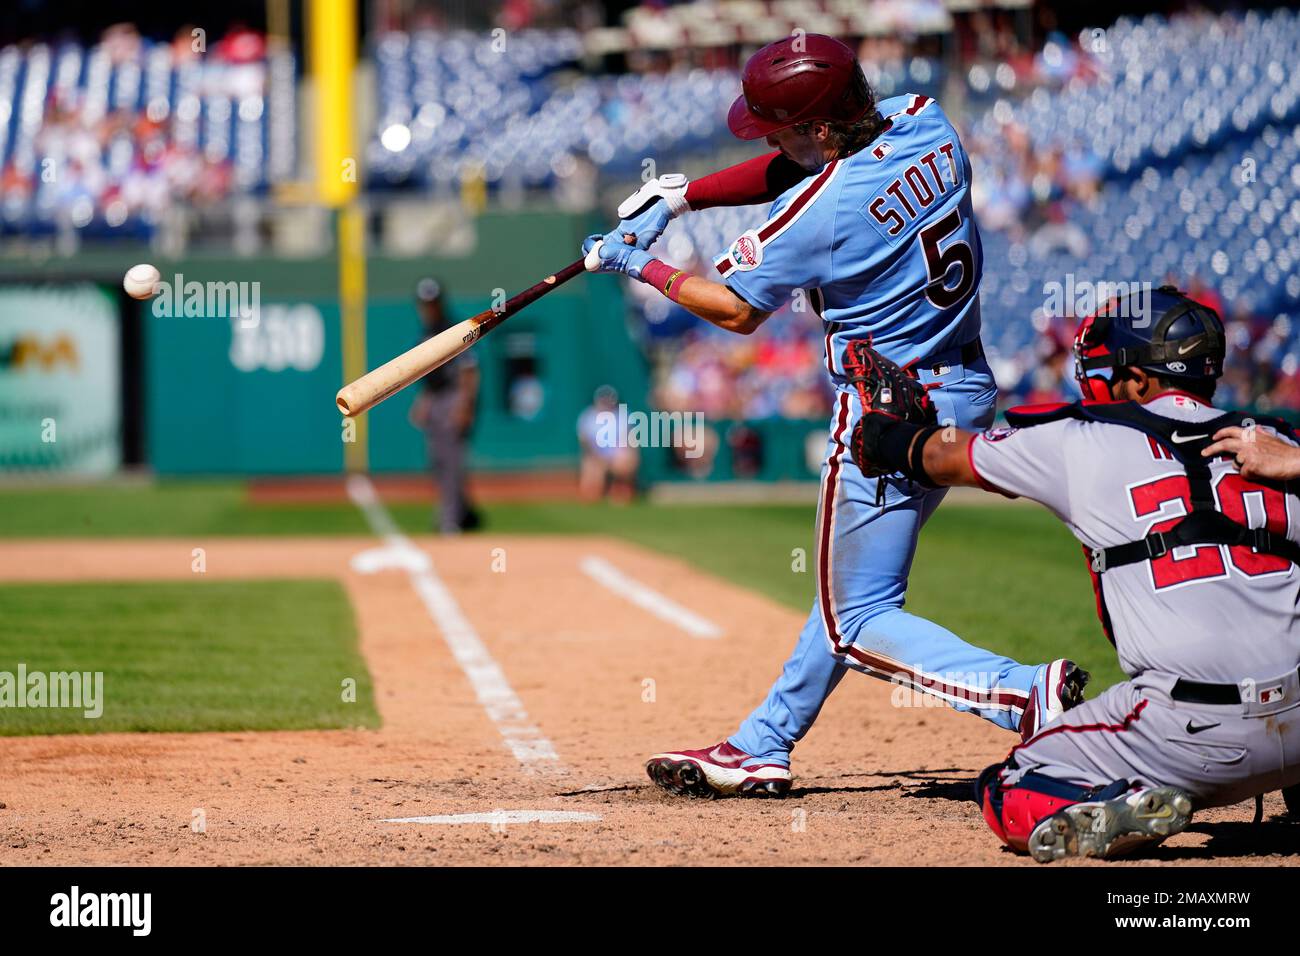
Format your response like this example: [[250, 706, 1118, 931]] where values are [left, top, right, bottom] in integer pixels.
[[854, 285, 1300, 861]]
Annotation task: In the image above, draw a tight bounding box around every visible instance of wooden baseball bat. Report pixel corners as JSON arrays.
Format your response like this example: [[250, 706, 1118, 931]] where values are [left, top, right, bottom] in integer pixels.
[[336, 256, 589, 417]]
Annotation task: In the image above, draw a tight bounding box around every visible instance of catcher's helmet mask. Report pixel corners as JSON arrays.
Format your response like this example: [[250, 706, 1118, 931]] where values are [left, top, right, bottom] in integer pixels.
[[1073, 285, 1226, 402]]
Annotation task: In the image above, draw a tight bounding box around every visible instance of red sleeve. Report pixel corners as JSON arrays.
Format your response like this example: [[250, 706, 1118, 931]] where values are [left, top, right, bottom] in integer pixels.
[[685, 151, 813, 209]]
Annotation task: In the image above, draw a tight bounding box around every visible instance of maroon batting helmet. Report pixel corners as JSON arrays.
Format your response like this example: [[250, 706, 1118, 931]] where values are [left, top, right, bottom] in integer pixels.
[[727, 34, 872, 140]]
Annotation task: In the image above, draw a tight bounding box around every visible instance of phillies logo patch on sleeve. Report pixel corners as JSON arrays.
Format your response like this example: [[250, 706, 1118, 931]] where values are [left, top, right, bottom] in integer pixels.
[[982, 425, 1018, 442], [728, 231, 763, 271]]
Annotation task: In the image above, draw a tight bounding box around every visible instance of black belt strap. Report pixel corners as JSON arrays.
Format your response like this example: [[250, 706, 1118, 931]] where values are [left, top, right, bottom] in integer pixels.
[[925, 338, 983, 375], [1090, 509, 1300, 573], [1170, 678, 1246, 705], [1171, 665, 1300, 705]]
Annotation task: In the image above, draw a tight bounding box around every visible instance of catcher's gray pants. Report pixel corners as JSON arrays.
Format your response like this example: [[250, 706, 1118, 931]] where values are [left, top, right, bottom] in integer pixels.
[[1003, 667, 1300, 809], [422, 390, 470, 534]]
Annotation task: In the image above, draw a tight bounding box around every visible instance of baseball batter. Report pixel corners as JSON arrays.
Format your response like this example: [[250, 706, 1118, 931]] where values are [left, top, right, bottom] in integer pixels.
[[582, 34, 1087, 797], [853, 286, 1300, 860]]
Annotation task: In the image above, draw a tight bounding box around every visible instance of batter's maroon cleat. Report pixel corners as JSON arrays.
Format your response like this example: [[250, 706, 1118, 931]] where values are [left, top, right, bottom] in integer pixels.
[[646, 741, 792, 798], [1018, 659, 1090, 742]]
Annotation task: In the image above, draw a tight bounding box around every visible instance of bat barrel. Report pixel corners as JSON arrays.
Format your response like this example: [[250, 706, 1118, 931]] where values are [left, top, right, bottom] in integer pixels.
[[335, 317, 484, 416], [334, 256, 587, 417]]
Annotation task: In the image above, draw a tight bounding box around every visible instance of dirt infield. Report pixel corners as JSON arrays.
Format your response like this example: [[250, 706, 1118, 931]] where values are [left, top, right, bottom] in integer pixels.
[[0, 535, 1296, 866]]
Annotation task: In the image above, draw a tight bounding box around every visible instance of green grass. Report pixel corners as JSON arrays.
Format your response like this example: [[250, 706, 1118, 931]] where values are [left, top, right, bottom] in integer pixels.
[[0, 482, 1125, 690], [0, 482, 372, 537], [0, 579, 380, 735]]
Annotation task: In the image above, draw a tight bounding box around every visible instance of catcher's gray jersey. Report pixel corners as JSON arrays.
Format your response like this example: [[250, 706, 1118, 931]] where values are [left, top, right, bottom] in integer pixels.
[[970, 392, 1300, 684]]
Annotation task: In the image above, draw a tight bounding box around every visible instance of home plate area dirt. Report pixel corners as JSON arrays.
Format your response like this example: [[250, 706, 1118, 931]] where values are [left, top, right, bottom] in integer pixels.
[[0, 536, 1295, 866]]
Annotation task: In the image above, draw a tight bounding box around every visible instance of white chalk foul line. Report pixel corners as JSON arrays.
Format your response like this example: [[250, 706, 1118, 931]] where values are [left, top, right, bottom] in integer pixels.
[[579, 555, 723, 639], [346, 475, 562, 772], [383, 810, 601, 825]]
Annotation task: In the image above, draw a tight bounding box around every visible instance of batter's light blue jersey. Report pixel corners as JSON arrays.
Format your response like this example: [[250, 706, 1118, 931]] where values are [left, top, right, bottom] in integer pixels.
[[713, 94, 983, 382]]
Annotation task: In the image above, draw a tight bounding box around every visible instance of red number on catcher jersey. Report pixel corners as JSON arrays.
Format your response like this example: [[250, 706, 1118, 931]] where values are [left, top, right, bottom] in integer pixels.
[[1214, 472, 1291, 576], [1128, 471, 1291, 589], [1129, 475, 1226, 589]]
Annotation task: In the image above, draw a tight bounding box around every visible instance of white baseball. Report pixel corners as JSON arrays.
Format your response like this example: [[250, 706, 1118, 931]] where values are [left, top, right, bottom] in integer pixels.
[[123, 263, 161, 300]]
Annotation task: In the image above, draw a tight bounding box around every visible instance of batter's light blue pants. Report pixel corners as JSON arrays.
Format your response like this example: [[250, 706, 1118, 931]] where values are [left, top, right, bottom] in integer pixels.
[[730, 352, 1045, 765]]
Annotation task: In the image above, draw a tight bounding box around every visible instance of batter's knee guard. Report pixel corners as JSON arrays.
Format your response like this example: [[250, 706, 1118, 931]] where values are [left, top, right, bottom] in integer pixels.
[[977, 763, 1128, 852]]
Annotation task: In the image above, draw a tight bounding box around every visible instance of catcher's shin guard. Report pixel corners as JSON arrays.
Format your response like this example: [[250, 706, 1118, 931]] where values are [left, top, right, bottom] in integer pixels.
[[977, 764, 1129, 852]]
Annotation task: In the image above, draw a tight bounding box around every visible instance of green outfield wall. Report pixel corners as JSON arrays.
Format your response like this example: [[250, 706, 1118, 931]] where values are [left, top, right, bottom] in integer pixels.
[[0, 209, 648, 475]]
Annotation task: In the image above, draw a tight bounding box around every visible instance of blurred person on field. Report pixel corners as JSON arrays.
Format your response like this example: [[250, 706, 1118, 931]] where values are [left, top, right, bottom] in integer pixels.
[[577, 385, 638, 502], [407, 278, 481, 533]]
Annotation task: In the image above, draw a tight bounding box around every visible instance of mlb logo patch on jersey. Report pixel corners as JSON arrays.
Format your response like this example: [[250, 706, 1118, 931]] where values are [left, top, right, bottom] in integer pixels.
[[872, 141, 894, 161], [1242, 681, 1284, 712], [1240, 677, 1286, 704], [1257, 683, 1285, 705], [728, 230, 764, 272]]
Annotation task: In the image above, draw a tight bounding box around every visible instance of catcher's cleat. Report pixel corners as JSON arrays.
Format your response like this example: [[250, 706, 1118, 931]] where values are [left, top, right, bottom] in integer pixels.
[[1018, 659, 1090, 742], [1027, 786, 1193, 863], [645, 741, 792, 798], [1284, 784, 1300, 819]]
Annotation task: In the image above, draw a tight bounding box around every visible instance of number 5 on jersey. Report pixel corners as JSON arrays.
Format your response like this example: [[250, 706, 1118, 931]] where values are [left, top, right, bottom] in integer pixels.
[[919, 210, 976, 309]]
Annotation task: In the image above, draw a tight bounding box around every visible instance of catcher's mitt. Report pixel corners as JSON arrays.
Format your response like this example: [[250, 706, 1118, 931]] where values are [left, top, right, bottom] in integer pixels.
[[844, 340, 936, 478]]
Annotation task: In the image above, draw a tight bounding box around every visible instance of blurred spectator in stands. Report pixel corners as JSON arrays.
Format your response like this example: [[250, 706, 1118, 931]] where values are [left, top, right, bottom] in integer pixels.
[[101, 23, 142, 64], [0, 162, 33, 206], [1265, 362, 1300, 411], [998, 313, 1076, 406], [214, 24, 266, 63], [1185, 277, 1225, 319], [577, 385, 638, 503], [1029, 203, 1090, 260], [648, 306, 833, 422], [498, 0, 538, 31], [173, 25, 203, 62]]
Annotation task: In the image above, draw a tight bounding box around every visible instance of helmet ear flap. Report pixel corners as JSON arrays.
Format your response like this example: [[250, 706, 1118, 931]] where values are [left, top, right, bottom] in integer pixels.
[[1073, 310, 1118, 403], [1079, 374, 1114, 402]]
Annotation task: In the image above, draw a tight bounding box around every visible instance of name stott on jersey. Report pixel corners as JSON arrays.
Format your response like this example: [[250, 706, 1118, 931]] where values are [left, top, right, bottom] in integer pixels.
[[971, 393, 1300, 684], [714, 93, 983, 377]]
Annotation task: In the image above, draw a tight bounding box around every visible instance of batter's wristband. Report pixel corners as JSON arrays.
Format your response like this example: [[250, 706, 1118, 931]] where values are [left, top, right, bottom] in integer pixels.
[[639, 258, 689, 302], [876, 420, 940, 486]]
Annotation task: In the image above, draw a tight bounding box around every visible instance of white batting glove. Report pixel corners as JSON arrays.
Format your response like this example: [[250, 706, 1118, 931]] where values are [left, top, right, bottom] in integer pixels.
[[602, 173, 690, 252]]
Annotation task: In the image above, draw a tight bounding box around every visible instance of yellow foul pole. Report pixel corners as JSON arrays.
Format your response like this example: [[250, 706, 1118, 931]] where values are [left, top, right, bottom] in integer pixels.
[[310, 0, 367, 471]]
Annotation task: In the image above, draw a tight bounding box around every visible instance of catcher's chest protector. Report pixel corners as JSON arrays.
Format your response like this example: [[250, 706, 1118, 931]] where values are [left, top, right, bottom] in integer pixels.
[[1006, 400, 1300, 579], [1008, 400, 1300, 564]]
